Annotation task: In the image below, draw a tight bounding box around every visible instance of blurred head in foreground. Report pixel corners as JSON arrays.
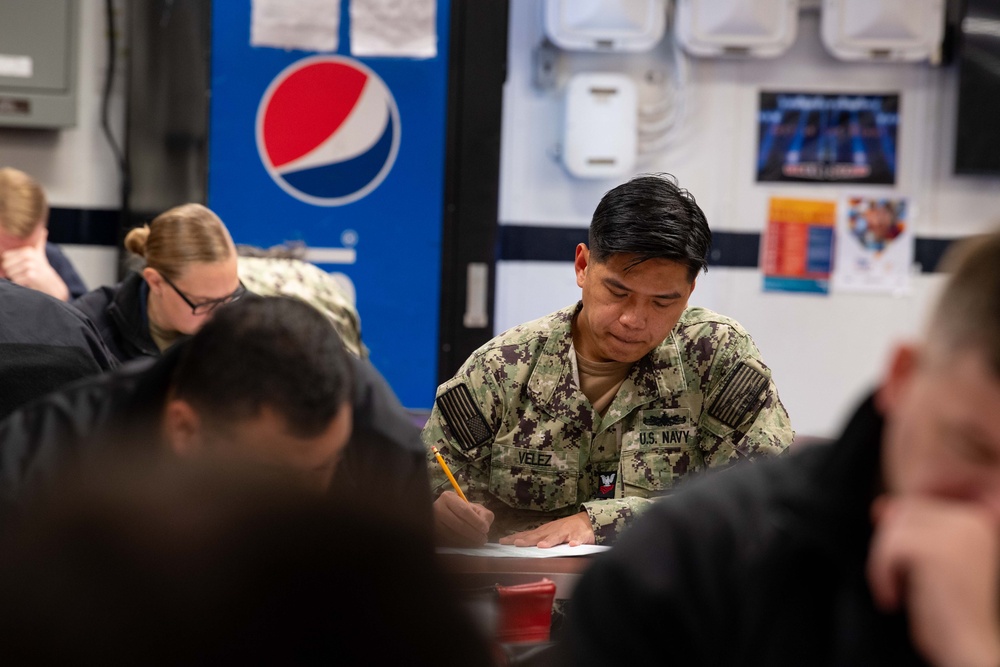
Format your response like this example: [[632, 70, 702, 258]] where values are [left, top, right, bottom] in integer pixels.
[[0, 458, 493, 666], [877, 232, 1000, 518]]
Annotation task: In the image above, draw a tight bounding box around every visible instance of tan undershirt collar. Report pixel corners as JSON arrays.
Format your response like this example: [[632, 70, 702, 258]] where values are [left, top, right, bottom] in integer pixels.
[[148, 316, 184, 353], [576, 352, 632, 417]]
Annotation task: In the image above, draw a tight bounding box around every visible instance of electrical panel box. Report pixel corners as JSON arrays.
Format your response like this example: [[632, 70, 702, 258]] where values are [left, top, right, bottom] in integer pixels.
[[0, 0, 79, 128]]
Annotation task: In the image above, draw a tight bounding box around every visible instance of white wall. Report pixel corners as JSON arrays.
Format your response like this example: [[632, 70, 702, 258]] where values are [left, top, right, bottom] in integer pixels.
[[496, 3, 1000, 438], [0, 0, 125, 290]]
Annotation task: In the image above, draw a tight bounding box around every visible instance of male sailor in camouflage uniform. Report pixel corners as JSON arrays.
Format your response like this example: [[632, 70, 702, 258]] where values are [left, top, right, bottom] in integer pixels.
[[423, 174, 794, 547]]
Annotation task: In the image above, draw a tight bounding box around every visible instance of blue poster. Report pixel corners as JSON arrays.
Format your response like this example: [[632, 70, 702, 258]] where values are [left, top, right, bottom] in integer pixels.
[[757, 92, 899, 184], [208, 1, 451, 409]]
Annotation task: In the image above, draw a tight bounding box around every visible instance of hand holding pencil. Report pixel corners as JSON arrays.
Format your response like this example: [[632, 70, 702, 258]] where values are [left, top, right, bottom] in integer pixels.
[[430, 445, 494, 547], [432, 445, 469, 503]]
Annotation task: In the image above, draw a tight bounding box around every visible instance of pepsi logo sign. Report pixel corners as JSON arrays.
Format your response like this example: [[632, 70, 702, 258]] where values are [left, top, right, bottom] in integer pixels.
[[256, 56, 401, 206]]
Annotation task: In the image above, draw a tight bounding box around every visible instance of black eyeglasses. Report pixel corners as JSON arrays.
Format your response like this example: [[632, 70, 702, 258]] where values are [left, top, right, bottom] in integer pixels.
[[160, 274, 247, 315]]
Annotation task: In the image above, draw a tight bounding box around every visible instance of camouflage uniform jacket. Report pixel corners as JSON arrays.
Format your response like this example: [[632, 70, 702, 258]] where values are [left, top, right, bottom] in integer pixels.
[[237, 256, 367, 358], [422, 303, 794, 544]]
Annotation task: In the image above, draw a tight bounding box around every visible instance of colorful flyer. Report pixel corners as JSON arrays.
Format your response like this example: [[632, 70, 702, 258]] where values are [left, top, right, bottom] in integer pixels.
[[832, 195, 913, 294], [757, 92, 899, 184], [761, 197, 836, 294]]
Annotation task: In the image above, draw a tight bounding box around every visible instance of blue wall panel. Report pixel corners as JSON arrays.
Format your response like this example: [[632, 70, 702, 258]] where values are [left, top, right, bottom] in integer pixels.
[[208, 1, 450, 408]]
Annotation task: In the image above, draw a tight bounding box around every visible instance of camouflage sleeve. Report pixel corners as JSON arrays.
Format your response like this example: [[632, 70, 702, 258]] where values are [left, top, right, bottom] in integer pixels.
[[580, 497, 657, 545], [237, 257, 367, 359], [696, 327, 794, 467], [420, 357, 505, 502]]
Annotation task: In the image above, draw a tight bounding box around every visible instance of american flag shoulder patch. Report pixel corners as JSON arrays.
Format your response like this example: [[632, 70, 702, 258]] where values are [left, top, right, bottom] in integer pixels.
[[708, 362, 768, 428], [437, 383, 492, 451]]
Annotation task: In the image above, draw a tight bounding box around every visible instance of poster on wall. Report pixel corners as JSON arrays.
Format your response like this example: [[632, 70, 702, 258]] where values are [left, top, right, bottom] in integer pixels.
[[832, 195, 913, 294], [757, 92, 899, 185], [761, 197, 836, 294]]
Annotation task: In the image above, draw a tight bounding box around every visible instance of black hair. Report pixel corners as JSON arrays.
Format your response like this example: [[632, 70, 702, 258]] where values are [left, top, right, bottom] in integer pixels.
[[589, 173, 712, 281], [170, 295, 351, 438]]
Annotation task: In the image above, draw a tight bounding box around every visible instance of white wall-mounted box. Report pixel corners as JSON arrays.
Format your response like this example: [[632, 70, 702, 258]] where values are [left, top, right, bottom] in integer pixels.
[[544, 0, 667, 52], [563, 72, 638, 179], [820, 0, 946, 63], [675, 0, 800, 59]]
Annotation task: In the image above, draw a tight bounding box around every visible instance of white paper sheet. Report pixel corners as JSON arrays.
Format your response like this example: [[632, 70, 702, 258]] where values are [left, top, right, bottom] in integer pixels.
[[350, 0, 437, 58], [437, 543, 611, 558], [251, 0, 340, 53]]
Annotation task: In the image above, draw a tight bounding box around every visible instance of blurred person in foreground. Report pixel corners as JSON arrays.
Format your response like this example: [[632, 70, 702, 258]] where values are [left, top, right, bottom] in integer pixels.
[[561, 231, 1000, 666], [0, 458, 493, 666], [0, 295, 431, 536], [0, 166, 87, 301]]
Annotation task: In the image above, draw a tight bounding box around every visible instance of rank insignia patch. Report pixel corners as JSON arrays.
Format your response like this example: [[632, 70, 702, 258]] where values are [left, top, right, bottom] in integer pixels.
[[597, 471, 617, 499], [709, 362, 768, 428], [437, 383, 492, 450]]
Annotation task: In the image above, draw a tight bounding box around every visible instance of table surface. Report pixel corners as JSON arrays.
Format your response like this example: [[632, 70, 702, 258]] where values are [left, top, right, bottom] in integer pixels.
[[436, 552, 597, 600]]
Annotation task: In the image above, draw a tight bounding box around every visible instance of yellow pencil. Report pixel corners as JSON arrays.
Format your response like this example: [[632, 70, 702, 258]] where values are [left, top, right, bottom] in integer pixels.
[[432, 446, 469, 503]]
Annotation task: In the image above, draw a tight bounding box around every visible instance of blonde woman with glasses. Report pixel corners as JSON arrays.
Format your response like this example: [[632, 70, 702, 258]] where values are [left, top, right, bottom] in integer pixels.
[[74, 203, 245, 363]]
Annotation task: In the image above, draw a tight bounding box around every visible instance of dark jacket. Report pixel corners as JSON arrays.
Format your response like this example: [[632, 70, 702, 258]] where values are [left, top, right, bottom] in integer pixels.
[[560, 394, 927, 666], [0, 279, 116, 421], [72, 271, 160, 364], [44, 242, 87, 300], [0, 343, 433, 536]]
